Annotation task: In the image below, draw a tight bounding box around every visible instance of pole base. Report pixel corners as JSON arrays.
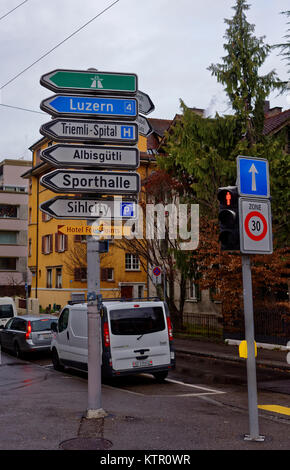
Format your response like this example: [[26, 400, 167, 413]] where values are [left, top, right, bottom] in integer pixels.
[[86, 408, 108, 419], [244, 434, 265, 442]]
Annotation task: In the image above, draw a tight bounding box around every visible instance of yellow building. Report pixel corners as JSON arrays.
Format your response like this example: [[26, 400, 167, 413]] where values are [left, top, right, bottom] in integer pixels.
[[22, 128, 164, 311]]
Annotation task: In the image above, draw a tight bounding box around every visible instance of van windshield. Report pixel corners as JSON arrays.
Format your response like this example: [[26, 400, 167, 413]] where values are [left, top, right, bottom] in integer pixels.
[[109, 307, 165, 336], [0, 304, 14, 319]]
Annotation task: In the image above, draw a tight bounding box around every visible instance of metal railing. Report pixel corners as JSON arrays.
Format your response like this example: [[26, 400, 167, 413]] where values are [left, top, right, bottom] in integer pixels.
[[223, 307, 290, 346], [177, 313, 223, 340]]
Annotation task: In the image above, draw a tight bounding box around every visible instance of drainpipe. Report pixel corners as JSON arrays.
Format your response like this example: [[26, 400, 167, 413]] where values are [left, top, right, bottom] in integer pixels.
[[35, 176, 39, 298]]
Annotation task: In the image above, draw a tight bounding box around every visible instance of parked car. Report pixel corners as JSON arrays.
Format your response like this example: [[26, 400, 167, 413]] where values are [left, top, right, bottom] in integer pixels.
[[51, 299, 175, 381], [0, 297, 17, 328], [0, 315, 58, 358]]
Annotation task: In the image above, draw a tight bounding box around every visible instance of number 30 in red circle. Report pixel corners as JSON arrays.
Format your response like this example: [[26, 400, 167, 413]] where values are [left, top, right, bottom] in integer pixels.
[[244, 211, 268, 241]]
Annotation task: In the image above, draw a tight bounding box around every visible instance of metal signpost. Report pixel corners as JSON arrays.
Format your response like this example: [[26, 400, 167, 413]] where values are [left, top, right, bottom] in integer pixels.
[[239, 198, 272, 255], [40, 196, 137, 220], [39, 68, 154, 419], [136, 114, 153, 137], [152, 266, 162, 285], [40, 169, 140, 195], [40, 118, 138, 145], [236, 155, 272, 442], [40, 69, 138, 95], [40, 94, 138, 120], [136, 90, 155, 115], [40, 144, 139, 169]]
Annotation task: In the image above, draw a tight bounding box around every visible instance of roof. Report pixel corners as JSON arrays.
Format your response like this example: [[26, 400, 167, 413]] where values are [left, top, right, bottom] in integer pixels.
[[0, 159, 32, 167], [263, 109, 290, 135], [147, 118, 172, 152]]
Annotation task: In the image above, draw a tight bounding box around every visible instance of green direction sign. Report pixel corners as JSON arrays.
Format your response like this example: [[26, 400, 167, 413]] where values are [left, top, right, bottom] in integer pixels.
[[40, 69, 138, 95]]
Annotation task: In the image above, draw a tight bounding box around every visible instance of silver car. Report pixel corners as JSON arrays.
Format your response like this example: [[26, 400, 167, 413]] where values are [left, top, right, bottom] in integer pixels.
[[0, 315, 57, 358]]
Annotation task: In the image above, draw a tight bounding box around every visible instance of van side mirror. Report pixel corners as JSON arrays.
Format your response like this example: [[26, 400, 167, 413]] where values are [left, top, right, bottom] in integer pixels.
[[0, 325, 4, 329], [51, 321, 58, 332]]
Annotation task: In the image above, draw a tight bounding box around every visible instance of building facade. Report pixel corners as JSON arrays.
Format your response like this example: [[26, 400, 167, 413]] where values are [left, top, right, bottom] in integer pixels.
[[0, 159, 32, 297]]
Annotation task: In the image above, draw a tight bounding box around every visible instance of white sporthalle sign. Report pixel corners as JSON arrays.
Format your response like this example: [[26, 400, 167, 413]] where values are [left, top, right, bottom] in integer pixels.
[[40, 169, 140, 195]]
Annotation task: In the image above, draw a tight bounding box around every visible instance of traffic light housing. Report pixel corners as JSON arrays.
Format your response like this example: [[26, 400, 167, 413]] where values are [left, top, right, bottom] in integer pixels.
[[218, 186, 240, 251]]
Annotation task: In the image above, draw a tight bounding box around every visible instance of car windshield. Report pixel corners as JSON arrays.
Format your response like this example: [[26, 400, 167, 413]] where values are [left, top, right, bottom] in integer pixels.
[[109, 306, 165, 336], [31, 319, 55, 332], [0, 304, 14, 319]]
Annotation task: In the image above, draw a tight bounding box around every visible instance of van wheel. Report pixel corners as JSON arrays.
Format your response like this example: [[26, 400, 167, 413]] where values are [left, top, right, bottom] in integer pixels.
[[52, 348, 64, 371], [153, 371, 168, 382]]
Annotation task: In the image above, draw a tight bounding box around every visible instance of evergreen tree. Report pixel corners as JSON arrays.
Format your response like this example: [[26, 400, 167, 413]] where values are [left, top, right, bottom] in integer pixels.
[[272, 10, 290, 86], [208, 0, 281, 146]]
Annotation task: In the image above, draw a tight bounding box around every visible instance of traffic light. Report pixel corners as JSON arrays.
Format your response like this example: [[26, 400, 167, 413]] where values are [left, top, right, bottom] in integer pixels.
[[218, 186, 240, 251]]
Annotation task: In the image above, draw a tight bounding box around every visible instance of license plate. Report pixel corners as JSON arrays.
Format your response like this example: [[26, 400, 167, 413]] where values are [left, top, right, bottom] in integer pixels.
[[38, 333, 51, 340], [132, 360, 152, 368]]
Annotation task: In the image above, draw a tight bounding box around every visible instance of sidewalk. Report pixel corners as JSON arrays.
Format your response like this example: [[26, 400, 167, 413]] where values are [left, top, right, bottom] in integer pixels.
[[173, 335, 290, 371]]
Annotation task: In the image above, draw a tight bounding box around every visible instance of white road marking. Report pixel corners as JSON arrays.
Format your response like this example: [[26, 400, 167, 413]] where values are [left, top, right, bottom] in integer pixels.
[[104, 376, 226, 397]]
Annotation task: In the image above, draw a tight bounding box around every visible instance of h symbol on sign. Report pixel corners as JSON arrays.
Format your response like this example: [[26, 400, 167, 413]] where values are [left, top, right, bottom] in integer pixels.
[[121, 126, 133, 139]]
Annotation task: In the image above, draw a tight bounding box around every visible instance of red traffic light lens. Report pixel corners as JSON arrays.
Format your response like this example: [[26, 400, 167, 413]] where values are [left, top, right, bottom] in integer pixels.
[[226, 191, 231, 206]]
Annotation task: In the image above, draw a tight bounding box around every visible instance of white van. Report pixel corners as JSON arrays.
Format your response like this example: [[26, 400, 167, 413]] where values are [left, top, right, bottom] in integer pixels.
[[0, 297, 17, 328], [51, 299, 175, 381]]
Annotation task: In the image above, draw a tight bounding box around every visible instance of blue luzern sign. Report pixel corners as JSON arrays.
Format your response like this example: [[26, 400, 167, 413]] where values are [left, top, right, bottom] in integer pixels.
[[237, 156, 270, 198], [40, 94, 138, 120]]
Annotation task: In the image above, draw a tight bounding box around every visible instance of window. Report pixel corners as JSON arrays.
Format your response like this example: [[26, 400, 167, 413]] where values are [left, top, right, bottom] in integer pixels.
[[58, 308, 69, 333], [101, 268, 114, 281], [109, 307, 165, 336], [138, 285, 144, 298], [4, 318, 14, 329], [0, 258, 16, 270], [10, 318, 26, 331], [188, 281, 201, 301], [42, 211, 52, 222], [2, 185, 25, 192], [42, 235, 53, 254], [46, 268, 52, 288], [125, 253, 140, 270], [74, 235, 86, 242], [28, 239, 32, 257], [55, 233, 68, 252], [55, 267, 62, 289], [0, 304, 14, 319], [0, 204, 18, 218], [74, 267, 87, 281], [31, 318, 56, 331], [0, 231, 17, 244]]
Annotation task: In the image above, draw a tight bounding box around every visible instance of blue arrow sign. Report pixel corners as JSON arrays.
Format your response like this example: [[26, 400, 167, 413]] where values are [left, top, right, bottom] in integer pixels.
[[237, 156, 270, 198], [40, 94, 138, 120]]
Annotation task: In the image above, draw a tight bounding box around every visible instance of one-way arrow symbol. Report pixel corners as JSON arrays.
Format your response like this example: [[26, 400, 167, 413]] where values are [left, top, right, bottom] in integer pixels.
[[249, 163, 258, 191]]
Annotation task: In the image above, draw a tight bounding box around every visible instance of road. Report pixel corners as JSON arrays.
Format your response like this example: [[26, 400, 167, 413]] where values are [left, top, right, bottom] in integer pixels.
[[0, 348, 290, 450]]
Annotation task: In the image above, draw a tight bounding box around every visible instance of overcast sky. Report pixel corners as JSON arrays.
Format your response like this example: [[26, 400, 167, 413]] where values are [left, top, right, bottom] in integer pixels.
[[0, 0, 289, 161]]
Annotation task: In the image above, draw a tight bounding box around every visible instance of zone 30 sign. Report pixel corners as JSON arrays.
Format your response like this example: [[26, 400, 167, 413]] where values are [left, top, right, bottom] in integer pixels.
[[239, 198, 273, 254]]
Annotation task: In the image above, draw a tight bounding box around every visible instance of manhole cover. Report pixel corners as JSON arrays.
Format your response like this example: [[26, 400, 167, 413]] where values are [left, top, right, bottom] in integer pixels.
[[60, 437, 112, 450]]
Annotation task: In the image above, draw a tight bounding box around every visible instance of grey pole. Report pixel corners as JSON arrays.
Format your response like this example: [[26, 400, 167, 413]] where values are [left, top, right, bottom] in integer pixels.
[[242, 255, 264, 441], [86, 221, 107, 419]]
